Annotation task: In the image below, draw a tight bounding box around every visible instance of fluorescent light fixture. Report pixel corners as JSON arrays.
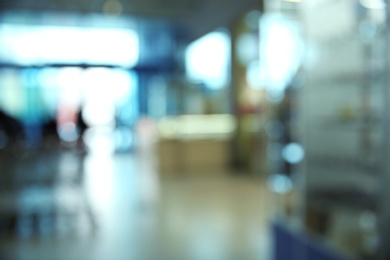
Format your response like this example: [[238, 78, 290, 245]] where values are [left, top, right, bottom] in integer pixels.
[[0, 24, 139, 67]]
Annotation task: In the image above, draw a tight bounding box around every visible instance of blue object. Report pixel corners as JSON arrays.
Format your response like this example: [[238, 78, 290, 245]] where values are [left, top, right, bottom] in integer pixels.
[[273, 221, 348, 260]]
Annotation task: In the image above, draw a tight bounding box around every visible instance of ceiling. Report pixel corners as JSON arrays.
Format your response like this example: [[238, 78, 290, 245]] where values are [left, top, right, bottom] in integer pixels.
[[0, 0, 262, 40]]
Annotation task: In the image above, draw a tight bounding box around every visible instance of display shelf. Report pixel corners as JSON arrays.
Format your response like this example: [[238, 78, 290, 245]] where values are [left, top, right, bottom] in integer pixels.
[[263, 0, 389, 258], [313, 117, 382, 129], [298, 0, 388, 259], [307, 190, 378, 211]]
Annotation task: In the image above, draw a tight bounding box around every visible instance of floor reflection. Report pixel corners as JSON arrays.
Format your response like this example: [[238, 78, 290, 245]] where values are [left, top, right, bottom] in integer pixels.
[[0, 149, 271, 260]]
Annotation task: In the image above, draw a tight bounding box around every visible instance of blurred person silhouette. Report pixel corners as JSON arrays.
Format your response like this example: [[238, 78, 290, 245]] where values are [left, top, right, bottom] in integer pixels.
[[75, 108, 89, 150], [77, 109, 88, 137], [0, 109, 23, 147], [42, 116, 60, 147]]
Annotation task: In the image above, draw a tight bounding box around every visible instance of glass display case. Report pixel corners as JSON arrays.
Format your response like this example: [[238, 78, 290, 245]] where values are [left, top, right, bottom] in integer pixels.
[[265, 0, 390, 259], [299, 0, 389, 258]]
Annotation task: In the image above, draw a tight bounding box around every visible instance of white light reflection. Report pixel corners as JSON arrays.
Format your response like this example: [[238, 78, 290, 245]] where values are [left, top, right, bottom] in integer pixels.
[[0, 24, 139, 67], [267, 174, 293, 194], [83, 68, 115, 126], [186, 30, 230, 89], [84, 154, 115, 213], [83, 127, 115, 155], [57, 67, 83, 106], [82, 68, 130, 127], [360, 0, 386, 9], [282, 143, 305, 164], [259, 15, 303, 96]]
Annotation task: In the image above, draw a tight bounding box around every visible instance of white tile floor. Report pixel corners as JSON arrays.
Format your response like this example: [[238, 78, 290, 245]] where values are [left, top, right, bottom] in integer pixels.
[[0, 151, 273, 260]]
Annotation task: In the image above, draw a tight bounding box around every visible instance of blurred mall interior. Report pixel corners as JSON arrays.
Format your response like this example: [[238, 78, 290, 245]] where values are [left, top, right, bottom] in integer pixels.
[[1, 0, 390, 259]]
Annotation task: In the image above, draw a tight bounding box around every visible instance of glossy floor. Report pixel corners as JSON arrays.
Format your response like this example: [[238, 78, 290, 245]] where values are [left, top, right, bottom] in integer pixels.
[[0, 150, 273, 260]]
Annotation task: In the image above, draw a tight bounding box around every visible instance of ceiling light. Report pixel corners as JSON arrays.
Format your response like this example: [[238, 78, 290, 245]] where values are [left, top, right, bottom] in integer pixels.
[[360, 0, 386, 9]]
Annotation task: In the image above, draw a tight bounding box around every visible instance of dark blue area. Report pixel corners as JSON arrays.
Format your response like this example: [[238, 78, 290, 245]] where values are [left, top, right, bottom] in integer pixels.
[[273, 221, 346, 260]]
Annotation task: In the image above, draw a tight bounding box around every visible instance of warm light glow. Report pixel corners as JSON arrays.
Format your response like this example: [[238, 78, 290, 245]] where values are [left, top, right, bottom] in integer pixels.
[[158, 115, 236, 138]]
